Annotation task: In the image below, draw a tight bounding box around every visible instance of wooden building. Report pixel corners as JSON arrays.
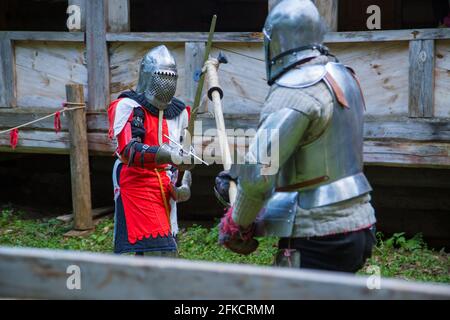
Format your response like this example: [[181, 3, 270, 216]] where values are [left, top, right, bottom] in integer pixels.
[[0, 0, 450, 245]]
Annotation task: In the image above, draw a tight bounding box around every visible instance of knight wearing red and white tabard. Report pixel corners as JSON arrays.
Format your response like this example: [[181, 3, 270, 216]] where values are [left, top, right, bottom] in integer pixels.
[[108, 45, 193, 256]]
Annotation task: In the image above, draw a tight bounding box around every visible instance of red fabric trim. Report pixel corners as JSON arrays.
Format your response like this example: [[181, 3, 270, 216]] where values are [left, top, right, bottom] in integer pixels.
[[107, 98, 121, 139], [118, 108, 174, 244], [54, 111, 62, 133], [10, 129, 18, 149], [120, 165, 172, 244]]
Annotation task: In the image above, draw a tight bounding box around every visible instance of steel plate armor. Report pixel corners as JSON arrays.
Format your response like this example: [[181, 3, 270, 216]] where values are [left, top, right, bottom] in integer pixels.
[[263, 0, 327, 84], [136, 45, 178, 110], [276, 62, 372, 209]]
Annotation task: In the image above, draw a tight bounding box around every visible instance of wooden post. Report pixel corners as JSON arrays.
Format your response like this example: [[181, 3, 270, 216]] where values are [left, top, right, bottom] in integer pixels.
[[0, 34, 16, 108], [86, 0, 110, 111], [107, 0, 130, 32], [409, 40, 435, 118], [184, 42, 206, 108], [66, 84, 93, 230]]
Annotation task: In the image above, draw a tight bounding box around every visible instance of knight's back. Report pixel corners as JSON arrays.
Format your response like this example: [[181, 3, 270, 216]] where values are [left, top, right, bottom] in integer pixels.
[[266, 58, 371, 210]]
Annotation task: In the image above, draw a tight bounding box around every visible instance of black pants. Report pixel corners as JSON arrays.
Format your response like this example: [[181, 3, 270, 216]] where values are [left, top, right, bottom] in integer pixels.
[[277, 227, 376, 273]]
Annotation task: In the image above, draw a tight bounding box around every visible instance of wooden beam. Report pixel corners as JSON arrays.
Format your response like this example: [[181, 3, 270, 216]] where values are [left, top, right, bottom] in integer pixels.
[[106, 0, 130, 32], [68, 0, 86, 32], [313, 0, 338, 32], [0, 34, 16, 108], [66, 84, 93, 231], [4, 31, 84, 42], [2, 110, 450, 143], [1, 28, 450, 45], [105, 28, 450, 44], [363, 140, 450, 169], [86, 0, 110, 111], [106, 32, 265, 43], [1, 247, 449, 300], [184, 42, 206, 107], [409, 40, 435, 118]]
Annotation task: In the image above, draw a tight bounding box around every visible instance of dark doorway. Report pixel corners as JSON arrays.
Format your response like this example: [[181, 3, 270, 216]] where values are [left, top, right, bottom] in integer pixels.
[[0, 0, 68, 31], [130, 0, 268, 32], [338, 0, 449, 31]]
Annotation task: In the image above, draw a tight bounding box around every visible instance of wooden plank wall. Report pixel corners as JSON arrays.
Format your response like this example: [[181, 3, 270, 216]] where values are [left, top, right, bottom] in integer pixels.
[[109, 42, 186, 101], [0, 29, 450, 169], [15, 41, 87, 108]]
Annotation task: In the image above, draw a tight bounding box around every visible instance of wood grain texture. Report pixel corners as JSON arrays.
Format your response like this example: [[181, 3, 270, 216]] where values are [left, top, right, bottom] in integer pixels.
[[185, 42, 206, 108], [434, 40, 450, 118], [363, 140, 450, 169], [109, 42, 185, 100], [329, 41, 409, 116], [1, 127, 450, 168], [0, 34, 16, 107], [1, 247, 449, 300], [15, 41, 87, 108], [4, 31, 84, 42], [209, 44, 267, 114], [66, 84, 93, 230], [2, 28, 450, 44], [104, 29, 450, 44], [409, 40, 435, 118], [0, 130, 114, 154], [86, 0, 110, 110], [106, 0, 130, 33]]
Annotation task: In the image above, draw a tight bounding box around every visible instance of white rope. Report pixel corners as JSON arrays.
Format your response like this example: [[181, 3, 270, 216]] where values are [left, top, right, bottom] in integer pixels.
[[0, 103, 86, 135]]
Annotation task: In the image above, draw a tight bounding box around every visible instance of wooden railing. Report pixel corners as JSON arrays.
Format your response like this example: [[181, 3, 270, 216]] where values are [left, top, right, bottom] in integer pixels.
[[1, 247, 450, 300]]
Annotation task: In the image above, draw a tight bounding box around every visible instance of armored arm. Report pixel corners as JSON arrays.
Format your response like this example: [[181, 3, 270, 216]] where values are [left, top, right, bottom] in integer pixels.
[[117, 107, 190, 168], [230, 107, 311, 228]]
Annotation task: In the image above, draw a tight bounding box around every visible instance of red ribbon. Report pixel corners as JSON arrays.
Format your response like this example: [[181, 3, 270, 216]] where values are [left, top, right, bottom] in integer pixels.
[[10, 128, 19, 149], [54, 110, 62, 133]]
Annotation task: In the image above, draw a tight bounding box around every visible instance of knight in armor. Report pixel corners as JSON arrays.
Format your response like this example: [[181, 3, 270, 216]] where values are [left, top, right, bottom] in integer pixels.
[[215, 0, 376, 272], [108, 45, 194, 256]]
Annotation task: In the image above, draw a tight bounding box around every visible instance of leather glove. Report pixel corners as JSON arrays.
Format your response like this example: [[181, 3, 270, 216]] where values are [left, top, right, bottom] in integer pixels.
[[218, 207, 259, 255], [214, 170, 235, 208]]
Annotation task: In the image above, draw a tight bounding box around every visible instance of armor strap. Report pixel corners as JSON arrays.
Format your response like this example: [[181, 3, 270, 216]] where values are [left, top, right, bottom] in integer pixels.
[[275, 175, 330, 192], [269, 44, 339, 85], [324, 72, 349, 109], [270, 44, 334, 65], [346, 66, 367, 110]]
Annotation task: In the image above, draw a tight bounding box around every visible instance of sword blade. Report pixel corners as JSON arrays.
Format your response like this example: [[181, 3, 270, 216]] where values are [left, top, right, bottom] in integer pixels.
[[164, 134, 209, 166]]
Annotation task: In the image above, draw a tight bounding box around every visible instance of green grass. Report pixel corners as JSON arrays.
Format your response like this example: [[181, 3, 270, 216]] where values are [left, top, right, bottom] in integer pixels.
[[0, 208, 449, 284]]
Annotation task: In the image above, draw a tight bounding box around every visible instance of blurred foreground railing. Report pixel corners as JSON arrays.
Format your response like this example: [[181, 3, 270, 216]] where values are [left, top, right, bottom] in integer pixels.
[[0, 247, 449, 300]]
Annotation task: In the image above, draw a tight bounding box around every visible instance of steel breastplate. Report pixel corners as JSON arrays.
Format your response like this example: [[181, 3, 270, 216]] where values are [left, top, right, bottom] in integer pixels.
[[276, 62, 372, 209]]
